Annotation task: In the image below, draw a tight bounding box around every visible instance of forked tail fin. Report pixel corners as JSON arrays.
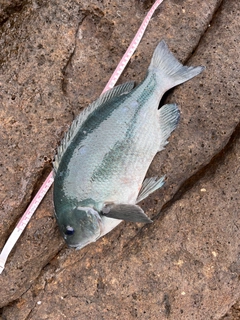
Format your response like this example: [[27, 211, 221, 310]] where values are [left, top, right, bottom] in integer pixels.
[[148, 40, 205, 90]]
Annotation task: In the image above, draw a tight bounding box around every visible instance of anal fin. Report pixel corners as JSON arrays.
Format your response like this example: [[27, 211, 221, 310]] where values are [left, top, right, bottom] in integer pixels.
[[136, 176, 165, 203]]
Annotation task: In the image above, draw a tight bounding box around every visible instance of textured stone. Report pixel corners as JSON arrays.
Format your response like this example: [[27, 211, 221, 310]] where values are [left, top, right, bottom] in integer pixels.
[[0, 0, 28, 25], [221, 300, 240, 320], [0, 0, 240, 318], [8, 127, 239, 320]]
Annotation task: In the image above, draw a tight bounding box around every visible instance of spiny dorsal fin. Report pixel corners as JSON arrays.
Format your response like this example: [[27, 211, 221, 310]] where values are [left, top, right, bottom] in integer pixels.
[[53, 81, 135, 171], [136, 176, 165, 203]]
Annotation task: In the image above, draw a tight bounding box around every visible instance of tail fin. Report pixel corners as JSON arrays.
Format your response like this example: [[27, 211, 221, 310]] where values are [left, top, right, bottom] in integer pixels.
[[148, 40, 205, 90]]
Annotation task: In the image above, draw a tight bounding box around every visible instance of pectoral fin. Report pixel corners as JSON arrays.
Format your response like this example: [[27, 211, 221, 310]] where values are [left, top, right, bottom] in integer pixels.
[[101, 203, 152, 223]]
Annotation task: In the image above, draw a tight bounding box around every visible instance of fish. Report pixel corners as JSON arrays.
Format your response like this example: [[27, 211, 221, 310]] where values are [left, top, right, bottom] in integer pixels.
[[53, 40, 204, 250]]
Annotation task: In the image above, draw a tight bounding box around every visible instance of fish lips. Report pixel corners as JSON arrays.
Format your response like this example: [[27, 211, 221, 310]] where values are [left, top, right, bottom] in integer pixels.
[[66, 232, 102, 251]]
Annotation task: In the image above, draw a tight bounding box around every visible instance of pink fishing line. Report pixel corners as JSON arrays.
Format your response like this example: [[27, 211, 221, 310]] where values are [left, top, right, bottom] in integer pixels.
[[0, 0, 164, 273], [103, 0, 164, 93]]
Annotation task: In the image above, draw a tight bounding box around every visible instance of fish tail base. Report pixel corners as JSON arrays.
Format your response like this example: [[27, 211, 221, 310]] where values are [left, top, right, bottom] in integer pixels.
[[148, 40, 205, 90]]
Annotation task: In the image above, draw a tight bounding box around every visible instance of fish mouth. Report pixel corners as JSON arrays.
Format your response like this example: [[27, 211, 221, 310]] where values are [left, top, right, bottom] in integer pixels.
[[75, 242, 92, 250], [66, 239, 96, 251], [66, 242, 87, 250]]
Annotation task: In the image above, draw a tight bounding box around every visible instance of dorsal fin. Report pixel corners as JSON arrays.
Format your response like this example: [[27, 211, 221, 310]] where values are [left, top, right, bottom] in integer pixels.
[[53, 81, 135, 171]]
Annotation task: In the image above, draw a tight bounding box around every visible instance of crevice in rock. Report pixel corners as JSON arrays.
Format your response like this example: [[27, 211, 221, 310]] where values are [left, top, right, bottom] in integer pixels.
[[124, 120, 240, 251], [0, 163, 53, 253], [49, 248, 88, 276], [0, 1, 235, 316], [0, 243, 65, 315], [61, 13, 88, 95], [31, 164, 53, 199], [137, 0, 162, 16], [186, 0, 224, 61], [0, 0, 29, 27], [159, 120, 240, 217], [24, 283, 48, 320], [61, 8, 107, 99], [221, 299, 240, 319], [159, 0, 224, 109]]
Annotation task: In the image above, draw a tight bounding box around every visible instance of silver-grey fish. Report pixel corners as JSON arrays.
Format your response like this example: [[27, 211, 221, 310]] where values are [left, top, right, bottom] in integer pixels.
[[53, 40, 204, 249]]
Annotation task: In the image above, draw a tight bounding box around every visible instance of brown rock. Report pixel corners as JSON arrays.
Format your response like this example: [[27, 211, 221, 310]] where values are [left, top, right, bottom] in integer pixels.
[[221, 300, 240, 320], [25, 132, 240, 320], [1, 0, 240, 318], [0, 0, 27, 25]]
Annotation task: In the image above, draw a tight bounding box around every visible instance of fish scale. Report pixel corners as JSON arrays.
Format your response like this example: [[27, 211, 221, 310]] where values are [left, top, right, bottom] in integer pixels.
[[87, 89, 159, 203], [53, 40, 204, 249], [59, 83, 157, 203]]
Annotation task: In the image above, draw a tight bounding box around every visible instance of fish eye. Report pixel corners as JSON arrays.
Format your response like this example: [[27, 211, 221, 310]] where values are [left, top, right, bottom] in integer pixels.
[[65, 225, 75, 235]]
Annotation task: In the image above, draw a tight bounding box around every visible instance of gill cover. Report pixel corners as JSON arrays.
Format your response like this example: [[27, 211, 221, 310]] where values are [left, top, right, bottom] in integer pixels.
[[57, 206, 102, 250]]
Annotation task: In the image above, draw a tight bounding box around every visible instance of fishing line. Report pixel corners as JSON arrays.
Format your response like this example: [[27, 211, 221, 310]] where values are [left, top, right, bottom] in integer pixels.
[[0, 0, 164, 274]]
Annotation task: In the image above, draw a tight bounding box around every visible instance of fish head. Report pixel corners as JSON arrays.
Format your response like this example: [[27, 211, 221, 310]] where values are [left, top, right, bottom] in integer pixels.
[[56, 206, 102, 250]]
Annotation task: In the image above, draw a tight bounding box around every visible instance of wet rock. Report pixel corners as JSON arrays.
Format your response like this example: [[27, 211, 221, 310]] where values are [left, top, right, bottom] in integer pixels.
[[0, 0, 239, 318], [221, 300, 240, 320], [10, 127, 240, 320], [0, 0, 28, 25], [0, 0, 83, 307]]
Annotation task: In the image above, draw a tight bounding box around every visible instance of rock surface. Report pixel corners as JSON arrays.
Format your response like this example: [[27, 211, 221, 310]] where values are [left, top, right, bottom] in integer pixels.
[[0, 0, 239, 319], [222, 300, 240, 320]]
